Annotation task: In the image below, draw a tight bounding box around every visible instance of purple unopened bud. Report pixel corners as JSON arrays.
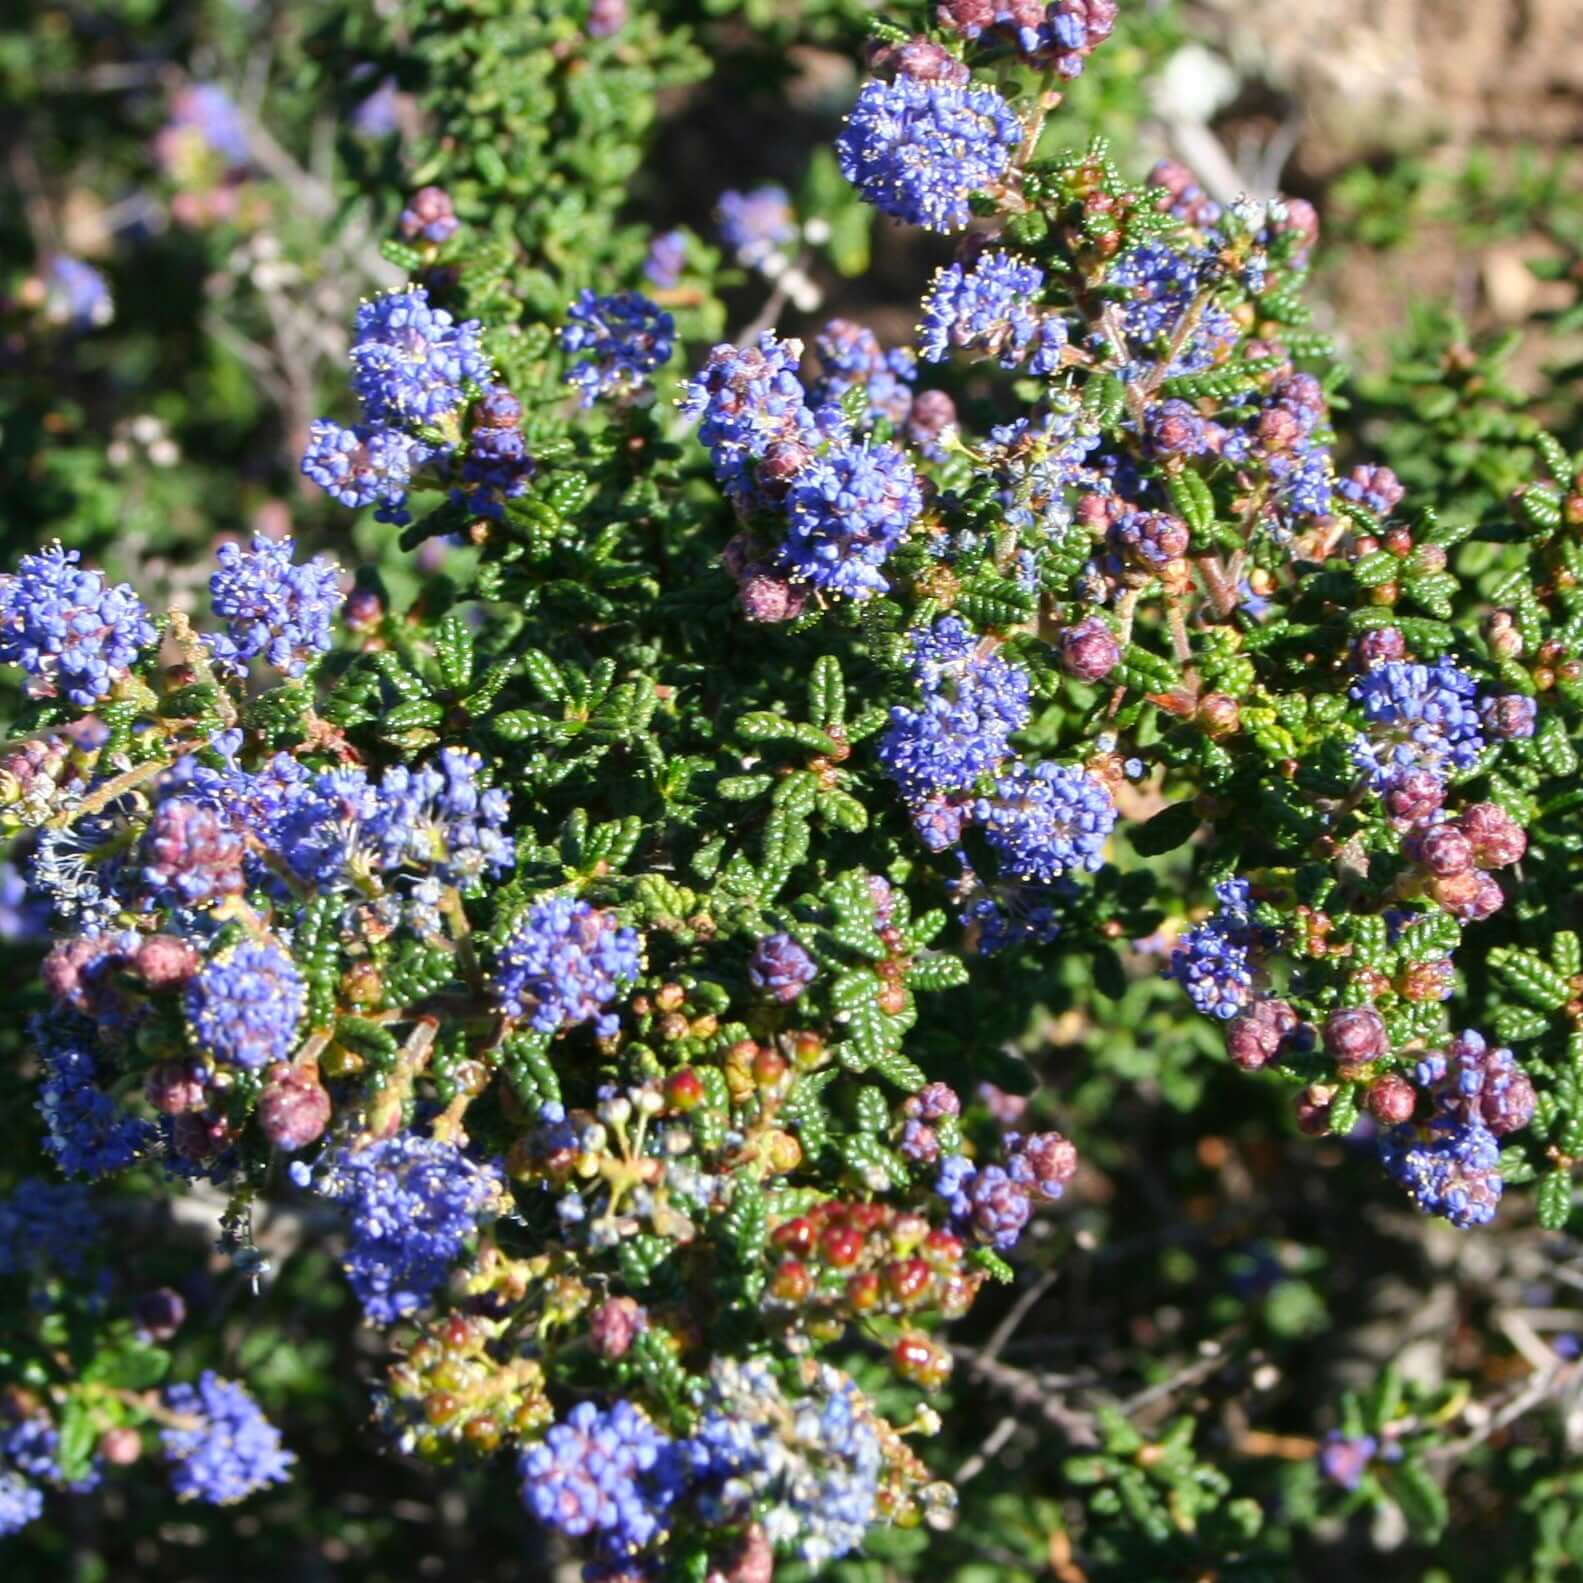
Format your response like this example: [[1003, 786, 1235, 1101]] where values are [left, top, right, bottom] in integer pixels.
[[134, 1287, 188, 1341], [398, 186, 459, 244], [343, 587, 385, 631], [1226, 1013, 1280, 1071], [868, 36, 971, 85], [1366, 1074, 1416, 1126], [1059, 616, 1121, 682], [1256, 407, 1301, 453], [589, 1296, 646, 1359], [1008, 1130, 1078, 1199], [1411, 824, 1475, 878], [906, 388, 958, 456], [1148, 398, 1206, 457], [739, 572, 809, 625], [257, 1067, 332, 1151], [1384, 768, 1445, 827], [748, 933, 817, 1003], [1323, 1006, 1388, 1071], [913, 1081, 961, 1121], [899, 1118, 940, 1163], [476, 387, 523, 429], [145, 1061, 208, 1116], [1458, 802, 1526, 869], [1353, 627, 1406, 668], [134, 934, 200, 990], [1480, 693, 1537, 741]]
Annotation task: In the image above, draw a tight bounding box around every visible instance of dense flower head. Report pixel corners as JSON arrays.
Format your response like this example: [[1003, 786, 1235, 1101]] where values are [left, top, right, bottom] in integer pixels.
[[1107, 242, 1239, 380], [0, 1177, 99, 1278], [918, 250, 1054, 370], [561, 290, 676, 408], [454, 421, 535, 518], [680, 334, 825, 505], [879, 619, 1030, 802], [780, 441, 923, 598], [496, 897, 641, 1037], [1417, 1029, 1536, 1137], [160, 1372, 294, 1503], [0, 543, 156, 708], [139, 794, 246, 909], [1380, 1113, 1503, 1228], [349, 288, 491, 424], [205, 534, 343, 678], [716, 185, 797, 260], [367, 747, 515, 917], [521, 1399, 678, 1555], [936, 1155, 1031, 1250], [681, 1359, 882, 1568], [836, 77, 1022, 233], [35, 1017, 156, 1177], [1338, 464, 1405, 517], [300, 420, 424, 524], [1349, 659, 1487, 791], [3, 1416, 102, 1494], [974, 761, 1115, 881], [311, 1134, 504, 1324], [184, 941, 306, 1072]]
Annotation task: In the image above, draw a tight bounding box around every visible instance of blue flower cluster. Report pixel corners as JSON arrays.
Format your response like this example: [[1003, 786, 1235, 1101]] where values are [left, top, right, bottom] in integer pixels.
[[749, 933, 818, 1003], [453, 391, 535, 519], [975, 761, 1117, 882], [310, 1134, 504, 1324], [0, 1177, 99, 1278], [680, 332, 831, 508], [0, 544, 156, 708], [560, 289, 676, 408], [781, 441, 924, 599], [495, 896, 641, 1037], [1167, 879, 1264, 1021], [348, 287, 492, 425], [300, 421, 426, 525], [205, 534, 343, 679], [809, 319, 917, 427], [878, 617, 1030, 803], [836, 77, 1022, 233], [918, 251, 1060, 371], [161, 1372, 295, 1503], [1106, 242, 1239, 383], [520, 1399, 678, 1557], [35, 1017, 155, 1178], [936, 1154, 1031, 1250], [1380, 1113, 1504, 1229], [682, 1359, 882, 1569], [185, 940, 305, 1071], [0, 1472, 42, 1537], [1349, 659, 1487, 794], [172, 742, 515, 925]]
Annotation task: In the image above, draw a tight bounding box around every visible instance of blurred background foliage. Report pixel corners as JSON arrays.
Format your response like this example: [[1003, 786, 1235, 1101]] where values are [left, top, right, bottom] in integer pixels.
[[1, 1, 1581, 1579]]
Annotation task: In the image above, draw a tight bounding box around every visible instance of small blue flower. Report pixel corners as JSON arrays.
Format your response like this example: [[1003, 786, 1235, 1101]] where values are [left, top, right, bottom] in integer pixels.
[[349, 288, 492, 424], [836, 77, 1022, 233], [205, 534, 343, 679], [780, 441, 923, 599], [300, 420, 425, 524], [185, 941, 306, 1071], [0, 544, 156, 708], [160, 1372, 294, 1504], [495, 896, 641, 1037], [1349, 659, 1487, 791], [561, 290, 675, 408], [918, 251, 1050, 369], [975, 761, 1116, 882], [716, 185, 797, 261]]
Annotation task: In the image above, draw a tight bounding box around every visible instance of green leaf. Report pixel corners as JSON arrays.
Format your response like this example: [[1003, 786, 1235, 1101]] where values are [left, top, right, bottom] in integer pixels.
[[1537, 1168, 1574, 1231], [1128, 801, 1200, 856]]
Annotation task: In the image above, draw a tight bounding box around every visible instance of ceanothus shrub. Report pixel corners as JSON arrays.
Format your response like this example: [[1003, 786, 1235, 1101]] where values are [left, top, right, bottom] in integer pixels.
[[2, 1, 1582, 1574]]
